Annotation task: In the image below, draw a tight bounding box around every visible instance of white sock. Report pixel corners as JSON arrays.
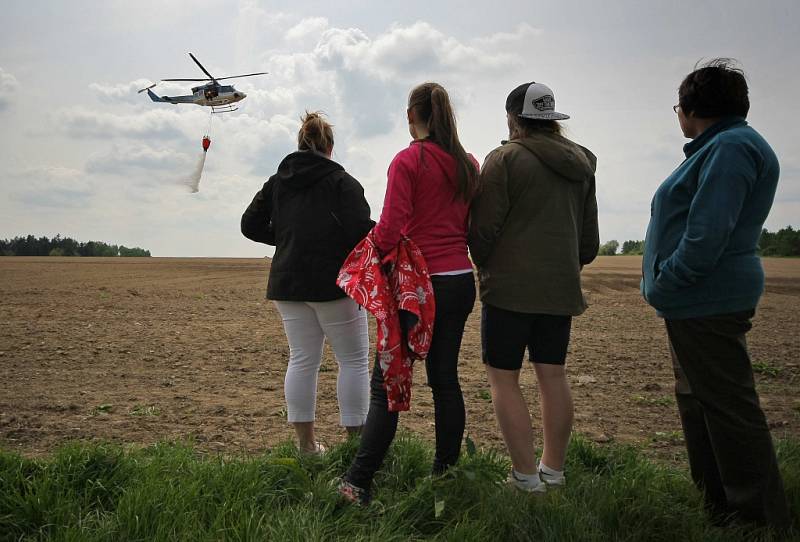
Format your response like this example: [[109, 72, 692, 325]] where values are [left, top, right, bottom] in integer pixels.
[[538, 461, 563, 477]]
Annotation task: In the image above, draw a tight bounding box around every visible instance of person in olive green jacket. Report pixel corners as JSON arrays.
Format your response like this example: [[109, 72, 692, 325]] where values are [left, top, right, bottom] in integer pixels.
[[468, 82, 598, 493]]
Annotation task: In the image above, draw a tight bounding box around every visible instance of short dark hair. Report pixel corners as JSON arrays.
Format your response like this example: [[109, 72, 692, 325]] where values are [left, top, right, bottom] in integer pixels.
[[678, 58, 749, 118]]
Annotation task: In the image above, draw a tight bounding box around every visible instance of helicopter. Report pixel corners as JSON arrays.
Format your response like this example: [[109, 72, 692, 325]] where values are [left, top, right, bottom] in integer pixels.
[[139, 53, 268, 113]]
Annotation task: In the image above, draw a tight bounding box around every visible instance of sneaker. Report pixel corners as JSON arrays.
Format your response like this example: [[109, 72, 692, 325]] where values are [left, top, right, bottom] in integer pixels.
[[301, 442, 326, 456], [507, 470, 547, 494], [337, 478, 371, 506], [538, 468, 566, 487], [537, 461, 566, 487]]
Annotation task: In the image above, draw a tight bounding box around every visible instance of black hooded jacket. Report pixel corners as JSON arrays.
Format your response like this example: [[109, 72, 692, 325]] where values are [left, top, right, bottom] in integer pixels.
[[241, 151, 375, 301]]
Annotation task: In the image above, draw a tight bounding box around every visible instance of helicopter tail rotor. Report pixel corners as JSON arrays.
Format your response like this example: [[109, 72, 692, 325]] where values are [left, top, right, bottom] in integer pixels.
[[137, 83, 157, 94]]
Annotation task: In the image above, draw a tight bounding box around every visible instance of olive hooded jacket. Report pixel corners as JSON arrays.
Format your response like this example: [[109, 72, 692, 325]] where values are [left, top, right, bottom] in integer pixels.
[[468, 131, 599, 315]]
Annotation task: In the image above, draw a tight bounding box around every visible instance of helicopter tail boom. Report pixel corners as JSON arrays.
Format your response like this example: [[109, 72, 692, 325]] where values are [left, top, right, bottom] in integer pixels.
[[140, 86, 195, 104], [137, 85, 168, 103], [145, 88, 166, 102]]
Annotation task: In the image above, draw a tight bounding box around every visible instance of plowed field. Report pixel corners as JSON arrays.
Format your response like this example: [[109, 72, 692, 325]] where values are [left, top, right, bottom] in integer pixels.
[[2, 256, 798, 462]]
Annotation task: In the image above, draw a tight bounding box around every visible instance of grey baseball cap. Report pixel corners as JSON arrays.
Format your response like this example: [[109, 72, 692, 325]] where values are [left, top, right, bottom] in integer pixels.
[[506, 82, 570, 120]]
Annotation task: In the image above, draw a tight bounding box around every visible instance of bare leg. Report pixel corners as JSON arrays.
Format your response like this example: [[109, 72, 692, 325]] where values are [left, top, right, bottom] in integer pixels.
[[486, 365, 536, 474], [534, 363, 573, 470], [293, 421, 317, 452]]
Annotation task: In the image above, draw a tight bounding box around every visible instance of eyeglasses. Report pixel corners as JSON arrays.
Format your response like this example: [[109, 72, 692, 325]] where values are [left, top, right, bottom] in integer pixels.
[[672, 104, 680, 113]]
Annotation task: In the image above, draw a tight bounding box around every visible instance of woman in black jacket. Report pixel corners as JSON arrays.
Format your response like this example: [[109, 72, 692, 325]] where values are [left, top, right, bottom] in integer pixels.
[[242, 112, 375, 453]]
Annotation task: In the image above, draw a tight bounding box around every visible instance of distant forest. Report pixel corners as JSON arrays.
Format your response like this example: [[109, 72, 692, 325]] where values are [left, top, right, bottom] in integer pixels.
[[0, 235, 151, 257], [599, 226, 800, 257]]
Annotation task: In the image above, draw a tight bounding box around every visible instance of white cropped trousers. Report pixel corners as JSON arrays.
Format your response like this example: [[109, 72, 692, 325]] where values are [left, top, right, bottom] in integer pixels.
[[273, 297, 369, 426]]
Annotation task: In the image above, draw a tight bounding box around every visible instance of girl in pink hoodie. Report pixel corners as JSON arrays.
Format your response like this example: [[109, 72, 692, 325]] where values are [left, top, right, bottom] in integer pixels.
[[340, 82, 479, 505]]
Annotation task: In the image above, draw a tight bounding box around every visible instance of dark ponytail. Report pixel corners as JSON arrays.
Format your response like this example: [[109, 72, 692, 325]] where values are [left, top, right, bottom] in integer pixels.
[[408, 82, 478, 201], [297, 111, 334, 153]]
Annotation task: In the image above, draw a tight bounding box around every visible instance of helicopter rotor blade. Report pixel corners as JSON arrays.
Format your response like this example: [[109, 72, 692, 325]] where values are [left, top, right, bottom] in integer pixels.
[[214, 72, 269, 81], [189, 52, 216, 82], [161, 78, 212, 82]]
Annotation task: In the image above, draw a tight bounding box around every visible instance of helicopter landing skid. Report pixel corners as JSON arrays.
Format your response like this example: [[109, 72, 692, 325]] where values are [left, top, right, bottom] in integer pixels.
[[211, 105, 238, 114]]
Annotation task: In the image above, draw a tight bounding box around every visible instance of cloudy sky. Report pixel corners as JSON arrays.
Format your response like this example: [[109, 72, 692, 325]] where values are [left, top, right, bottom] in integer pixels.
[[1, 0, 798, 257]]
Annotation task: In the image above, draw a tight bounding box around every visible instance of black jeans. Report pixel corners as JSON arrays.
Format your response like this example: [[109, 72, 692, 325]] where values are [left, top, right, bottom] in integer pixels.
[[345, 273, 476, 490], [665, 310, 790, 530]]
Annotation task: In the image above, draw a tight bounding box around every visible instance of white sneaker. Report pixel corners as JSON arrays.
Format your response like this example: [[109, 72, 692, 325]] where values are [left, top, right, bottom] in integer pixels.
[[537, 461, 566, 487], [538, 469, 566, 487], [507, 470, 547, 493], [301, 441, 326, 456]]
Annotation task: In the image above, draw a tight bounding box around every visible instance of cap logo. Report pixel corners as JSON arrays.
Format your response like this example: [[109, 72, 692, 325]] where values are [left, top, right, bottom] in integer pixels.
[[516, 83, 569, 120], [533, 94, 554, 111]]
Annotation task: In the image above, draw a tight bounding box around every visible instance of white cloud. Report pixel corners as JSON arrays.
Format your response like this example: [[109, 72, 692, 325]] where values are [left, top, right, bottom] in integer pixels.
[[285, 17, 330, 42], [312, 21, 520, 82], [233, 2, 295, 63], [238, 85, 297, 117], [85, 142, 194, 176], [53, 107, 202, 141], [473, 23, 543, 48], [89, 79, 157, 103], [13, 165, 85, 185], [223, 112, 302, 175], [248, 20, 533, 140], [6, 165, 92, 208], [0, 67, 19, 111]]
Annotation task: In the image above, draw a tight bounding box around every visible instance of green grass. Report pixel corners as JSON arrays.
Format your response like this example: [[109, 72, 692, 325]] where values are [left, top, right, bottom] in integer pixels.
[[752, 361, 783, 377], [91, 404, 114, 416], [650, 430, 685, 445], [0, 435, 797, 541], [128, 405, 160, 417]]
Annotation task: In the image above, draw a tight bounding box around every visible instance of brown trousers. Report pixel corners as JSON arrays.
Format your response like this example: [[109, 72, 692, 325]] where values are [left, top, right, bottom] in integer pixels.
[[666, 309, 789, 531]]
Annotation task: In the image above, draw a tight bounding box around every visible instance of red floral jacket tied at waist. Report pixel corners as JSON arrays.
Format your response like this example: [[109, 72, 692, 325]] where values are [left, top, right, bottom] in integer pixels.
[[337, 231, 435, 412]]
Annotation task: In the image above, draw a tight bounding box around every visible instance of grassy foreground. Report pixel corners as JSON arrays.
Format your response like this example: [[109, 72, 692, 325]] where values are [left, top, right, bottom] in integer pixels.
[[1, 434, 797, 541]]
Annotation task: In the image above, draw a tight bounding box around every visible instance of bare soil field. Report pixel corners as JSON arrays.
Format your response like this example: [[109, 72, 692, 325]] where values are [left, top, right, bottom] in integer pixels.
[[1, 256, 798, 463]]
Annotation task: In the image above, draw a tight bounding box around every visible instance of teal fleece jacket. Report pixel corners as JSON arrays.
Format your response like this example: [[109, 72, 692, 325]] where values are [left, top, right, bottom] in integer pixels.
[[641, 117, 779, 319]]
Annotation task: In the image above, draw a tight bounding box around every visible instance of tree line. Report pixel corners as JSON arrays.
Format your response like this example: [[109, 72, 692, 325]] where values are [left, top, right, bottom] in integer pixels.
[[0, 235, 151, 257], [598, 226, 800, 257]]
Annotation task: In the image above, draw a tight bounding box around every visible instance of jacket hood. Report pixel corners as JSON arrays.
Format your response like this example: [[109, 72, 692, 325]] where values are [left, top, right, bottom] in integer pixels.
[[512, 132, 596, 183], [411, 139, 458, 183], [275, 150, 344, 189]]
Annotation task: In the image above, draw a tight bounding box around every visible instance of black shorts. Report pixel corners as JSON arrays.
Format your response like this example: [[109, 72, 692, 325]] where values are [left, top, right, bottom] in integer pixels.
[[481, 303, 572, 369]]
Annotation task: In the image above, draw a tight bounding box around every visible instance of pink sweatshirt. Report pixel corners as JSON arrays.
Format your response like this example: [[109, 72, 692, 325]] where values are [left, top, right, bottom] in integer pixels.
[[373, 140, 477, 274]]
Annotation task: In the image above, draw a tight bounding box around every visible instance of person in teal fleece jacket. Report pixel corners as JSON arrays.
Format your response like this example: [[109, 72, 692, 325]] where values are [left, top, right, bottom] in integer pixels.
[[642, 114, 778, 319], [642, 59, 789, 532]]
